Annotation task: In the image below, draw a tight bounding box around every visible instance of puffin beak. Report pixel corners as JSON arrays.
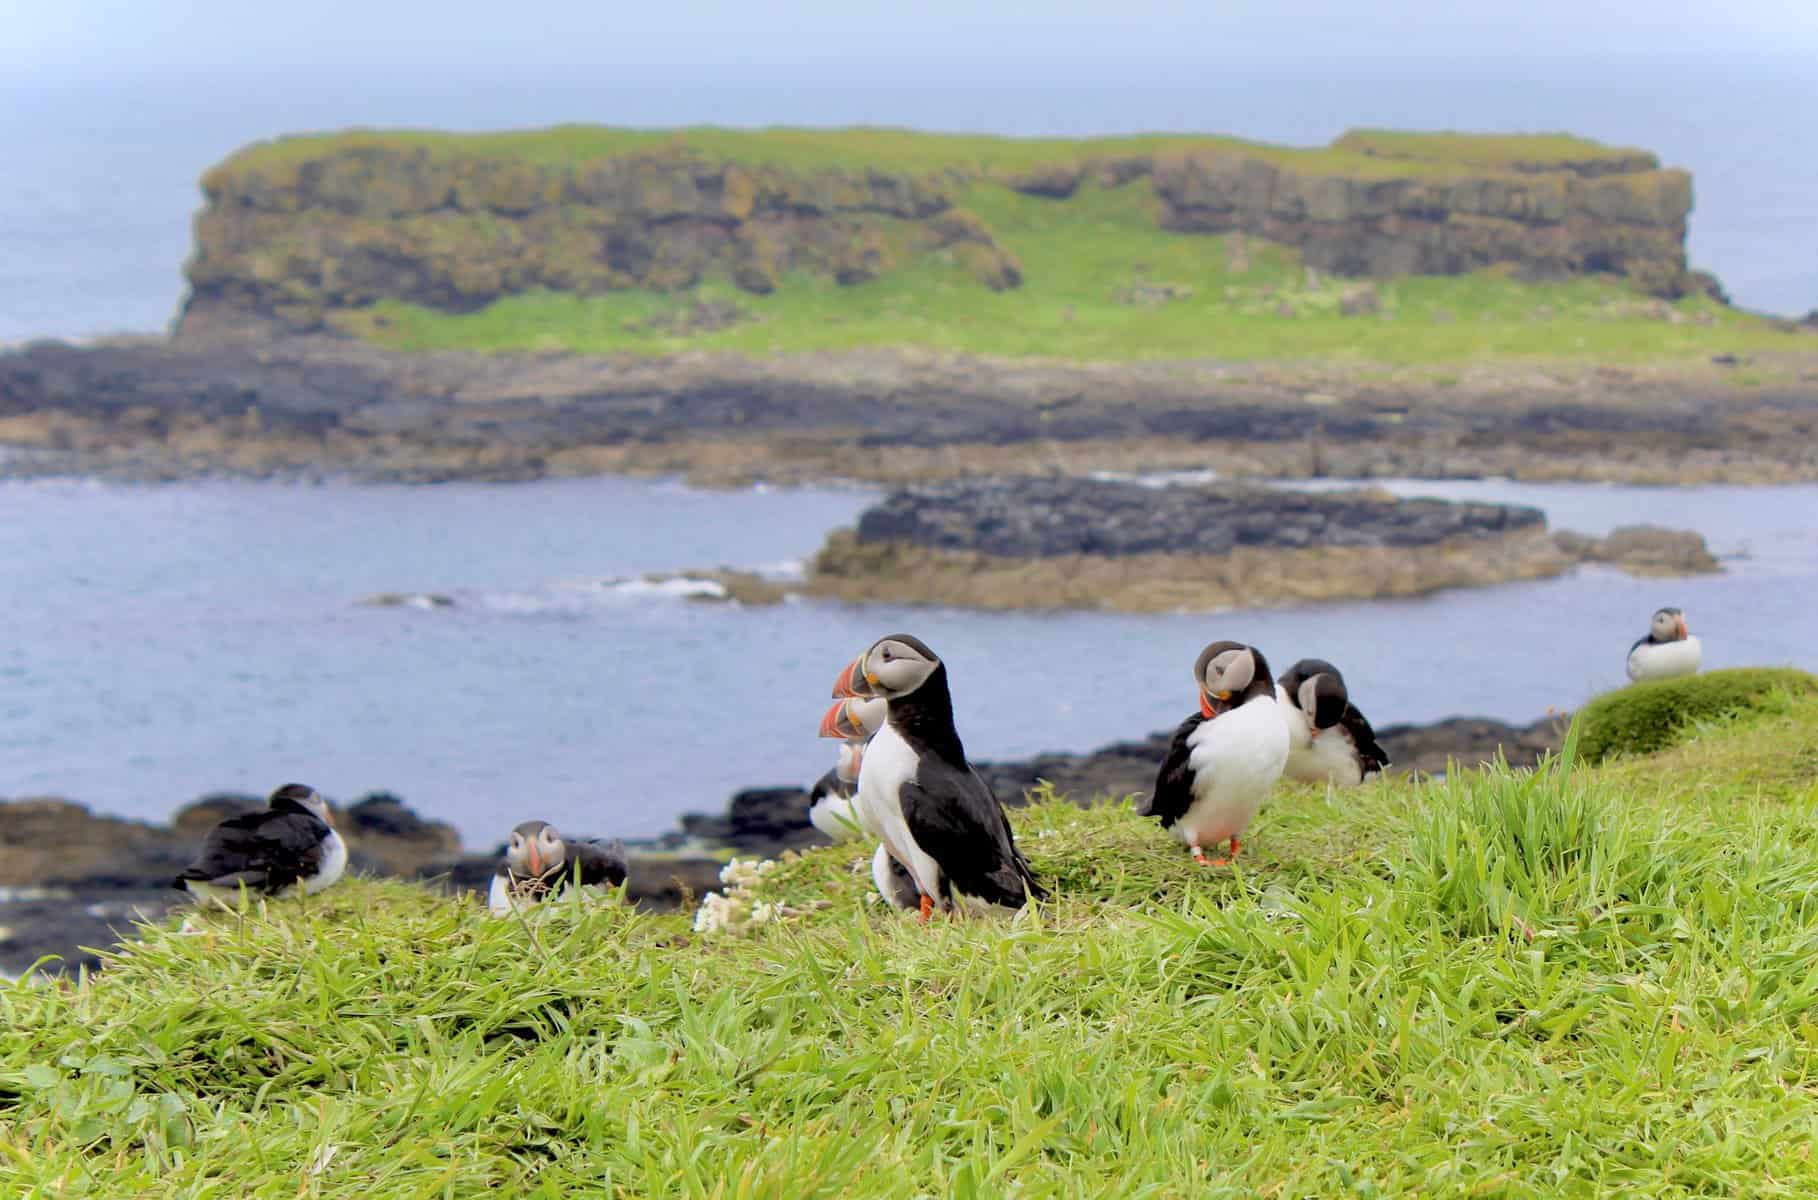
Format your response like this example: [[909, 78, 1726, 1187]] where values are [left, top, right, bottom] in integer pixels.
[[818, 700, 849, 739], [527, 845, 543, 876], [831, 655, 864, 699], [1679, 617, 1689, 638]]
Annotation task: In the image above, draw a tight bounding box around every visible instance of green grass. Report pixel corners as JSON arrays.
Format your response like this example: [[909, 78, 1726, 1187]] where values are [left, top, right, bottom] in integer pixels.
[[7, 694, 1818, 1195], [350, 178, 1792, 366], [226, 124, 1632, 180], [1574, 668, 1818, 764]]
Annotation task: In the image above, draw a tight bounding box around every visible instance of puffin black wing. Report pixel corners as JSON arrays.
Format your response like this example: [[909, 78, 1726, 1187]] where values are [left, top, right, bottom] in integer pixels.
[[175, 810, 326, 893], [900, 760, 1045, 906], [570, 838, 630, 889], [809, 767, 846, 803], [1138, 714, 1205, 827], [1339, 704, 1390, 775]]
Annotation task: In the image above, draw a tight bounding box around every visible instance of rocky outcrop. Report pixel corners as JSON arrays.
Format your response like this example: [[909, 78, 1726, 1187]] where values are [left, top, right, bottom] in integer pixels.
[[1551, 524, 1721, 575], [806, 478, 1719, 612], [1153, 135, 1697, 296], [176, 127, 1703, 335]]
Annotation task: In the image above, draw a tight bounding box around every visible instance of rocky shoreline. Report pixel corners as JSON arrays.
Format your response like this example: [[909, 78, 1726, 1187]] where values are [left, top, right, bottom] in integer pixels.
[[4, 333, 1818, 487], [1, 711, 1562, 977]]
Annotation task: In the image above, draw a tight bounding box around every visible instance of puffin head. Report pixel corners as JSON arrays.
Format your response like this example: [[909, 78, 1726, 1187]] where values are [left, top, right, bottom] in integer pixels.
[[505, 820, 567, 879], [1194, 641, 1274, 717], [831, 634, 941, 701], [269, 783, 333, 828], [817, 695, 888, 740], [1278, 658, 1349, 731], [1650, 607, 1689, 642]]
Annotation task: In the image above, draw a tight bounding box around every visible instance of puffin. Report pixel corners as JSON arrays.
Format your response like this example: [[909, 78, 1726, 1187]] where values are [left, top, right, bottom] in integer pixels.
[[809, 695, 887, 841], [1627, 607, 1702, 682], [829, 634, 1045, 918], [1276, 657, 1390, 786], [1138, 641, 1290, 866], [173, 783, 347, 904], [488, 820, 629, 915]]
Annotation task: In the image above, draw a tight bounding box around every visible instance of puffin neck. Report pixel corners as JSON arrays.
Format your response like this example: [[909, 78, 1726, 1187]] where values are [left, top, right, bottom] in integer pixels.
[[885, 662, 967, 764]]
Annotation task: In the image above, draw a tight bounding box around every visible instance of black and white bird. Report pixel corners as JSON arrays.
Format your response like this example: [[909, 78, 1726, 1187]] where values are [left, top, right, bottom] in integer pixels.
[[871, 842, 922, 910], [488, 820, 629, 915], [1138, 641, 1290, 866], [809, 695, 887, 841], [1627, 606, 1702, 682], [1276, 657, 1390, 787], [830, 634, 1045, 918], [172, 783, 347, 904]]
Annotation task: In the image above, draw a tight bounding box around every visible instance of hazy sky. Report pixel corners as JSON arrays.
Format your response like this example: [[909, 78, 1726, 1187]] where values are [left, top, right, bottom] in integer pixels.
[[9, 0, 1818, 76]]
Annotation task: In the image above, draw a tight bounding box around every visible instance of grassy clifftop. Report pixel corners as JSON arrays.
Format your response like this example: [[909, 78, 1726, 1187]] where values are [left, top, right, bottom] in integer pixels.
[[7, 685, 1818, 1194], [173, 123, 1799, 368]]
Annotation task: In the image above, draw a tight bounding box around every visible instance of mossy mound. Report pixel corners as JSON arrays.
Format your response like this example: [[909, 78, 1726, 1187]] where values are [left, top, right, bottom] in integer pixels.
[[1573, 667, 1818, 764]]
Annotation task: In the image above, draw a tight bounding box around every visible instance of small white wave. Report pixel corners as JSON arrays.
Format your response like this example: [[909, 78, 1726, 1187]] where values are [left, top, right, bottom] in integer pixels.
[[1086, 468, 1220, 489], [602, 576, 728, 600], [0, 885, 73, 902]]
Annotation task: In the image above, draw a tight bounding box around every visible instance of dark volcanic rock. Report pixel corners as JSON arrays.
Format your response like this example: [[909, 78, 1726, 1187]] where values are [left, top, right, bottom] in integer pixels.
[[854, 477, 1546, 558], [1375, 715, 1567, 775], [679, 787, 825, 859]]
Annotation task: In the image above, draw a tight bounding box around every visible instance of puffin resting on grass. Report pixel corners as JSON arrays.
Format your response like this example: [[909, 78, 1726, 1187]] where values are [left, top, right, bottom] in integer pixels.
[[1139, 641, 1290, 867], [488, 820, 629, 915], [173, 783, 347, 905], [1275, 657, 1390, 787], [1627, 607, 1702, 682], [829, 634, 1045, 920]]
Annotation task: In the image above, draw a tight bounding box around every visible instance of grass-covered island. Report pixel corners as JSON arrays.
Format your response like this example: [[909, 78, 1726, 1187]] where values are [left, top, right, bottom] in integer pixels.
[[6, 670, 1818, 1194], [180, 124, 1803, 369]]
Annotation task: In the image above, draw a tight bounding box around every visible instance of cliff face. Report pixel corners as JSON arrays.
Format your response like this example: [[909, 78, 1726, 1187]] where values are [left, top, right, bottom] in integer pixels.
[[178, 128, 1701, 336], [1152, 147, 1692, 292], [182, 144, 1022, 333]]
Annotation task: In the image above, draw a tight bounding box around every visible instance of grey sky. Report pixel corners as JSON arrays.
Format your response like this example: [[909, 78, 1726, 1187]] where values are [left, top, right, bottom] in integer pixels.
[[10, 0, 1818, 75]]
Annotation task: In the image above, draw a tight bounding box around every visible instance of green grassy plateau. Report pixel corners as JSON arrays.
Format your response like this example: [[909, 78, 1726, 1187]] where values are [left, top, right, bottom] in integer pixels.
[[350, 177, 1788, 366], [6, 681, 1818, 1196]]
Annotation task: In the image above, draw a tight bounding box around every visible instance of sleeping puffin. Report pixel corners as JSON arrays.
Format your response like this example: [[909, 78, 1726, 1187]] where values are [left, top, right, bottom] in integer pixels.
[[830, 634, 1045, 918], [488, 820, 629, 915], [1276, 657, 1390, 786], [1138, 641, 1290, 866], [809, 695, 887, 841], [1627, 607, 1702, 682], [173, 783, 347, 904]]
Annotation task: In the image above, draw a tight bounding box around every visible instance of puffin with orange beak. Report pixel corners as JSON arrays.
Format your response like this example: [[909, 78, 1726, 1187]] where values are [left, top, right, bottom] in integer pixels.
[[1626, 606, 1702, 682], [488, 820, 629, 915], [1276, 657, 1389, 786], [1138, 641, 1290, 866], [173, 783, 347, 905], [809, 696, 887, 841], [829, 634, 1045, 919]]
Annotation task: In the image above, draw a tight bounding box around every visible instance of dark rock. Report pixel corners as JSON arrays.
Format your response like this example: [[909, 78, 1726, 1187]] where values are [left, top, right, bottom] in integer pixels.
[[851, 477, 1545, 560], [1374, 715, 1567, 776], [679, 787, 828, 859]]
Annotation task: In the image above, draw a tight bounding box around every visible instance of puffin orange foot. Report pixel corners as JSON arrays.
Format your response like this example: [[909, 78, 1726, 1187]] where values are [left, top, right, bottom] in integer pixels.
[[1209, 835, 1243, 868], [918, 893, 934, 923], [1191, 846, 1212, 866]]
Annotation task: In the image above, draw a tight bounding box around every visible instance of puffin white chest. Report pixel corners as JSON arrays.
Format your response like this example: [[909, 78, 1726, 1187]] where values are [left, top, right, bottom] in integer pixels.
[[809, 791, 865, 841], [1285, 727, 1366, 786], [854, 723, 943, 899], [1277, 685, 1314, 752], [1628, 636, 1702, 682], [303, 830, 348, 894], [1180, 698, 1290, 846]]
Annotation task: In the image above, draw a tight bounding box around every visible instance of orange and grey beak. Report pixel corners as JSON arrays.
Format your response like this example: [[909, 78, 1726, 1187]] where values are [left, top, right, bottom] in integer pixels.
[[1199, 690, 1233, 718], [832, 653, 871, 699], [818, 700, 849, 739], [527, 844, 544, 876], [1679, 616, 1690, 639]]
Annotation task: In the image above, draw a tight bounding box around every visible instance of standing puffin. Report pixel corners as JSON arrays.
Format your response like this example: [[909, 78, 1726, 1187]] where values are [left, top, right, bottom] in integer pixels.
[[1138, 641, 1290, 866], [830, 634, 1045, 918], [488, 820, 629, 915], [809, 695, 887, 841], [871, 843, 922, 910], [1627, 607, 1702, 682], [173, 783, 347, 904], [1276, 657, 1390, 786]]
